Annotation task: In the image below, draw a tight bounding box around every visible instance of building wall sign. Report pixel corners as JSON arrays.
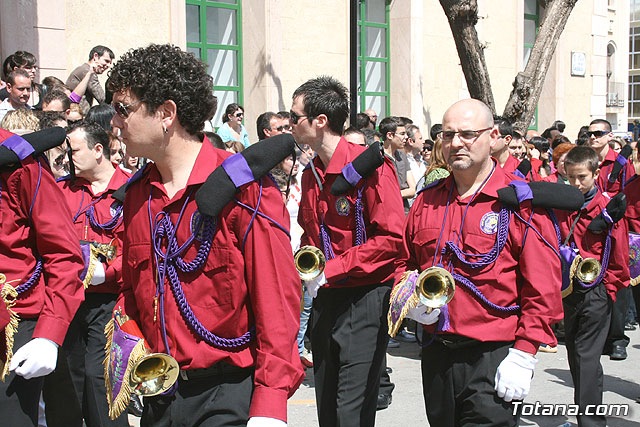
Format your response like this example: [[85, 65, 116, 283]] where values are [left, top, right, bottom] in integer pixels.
[[571, 51, 586, 77]]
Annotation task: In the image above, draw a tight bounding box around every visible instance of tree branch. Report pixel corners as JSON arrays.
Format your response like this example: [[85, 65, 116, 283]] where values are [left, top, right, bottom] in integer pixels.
[[439, 0, 495, 113], [503, 0, 578, 131]]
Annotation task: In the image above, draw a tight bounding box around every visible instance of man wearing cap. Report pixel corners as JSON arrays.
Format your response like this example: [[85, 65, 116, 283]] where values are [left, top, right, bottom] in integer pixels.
[[396, 99, 563, 426], [291, 76, 405, 427], [107, 44, 303, 426], [0, 128, 85, 424], [55, 120, 130, 426]]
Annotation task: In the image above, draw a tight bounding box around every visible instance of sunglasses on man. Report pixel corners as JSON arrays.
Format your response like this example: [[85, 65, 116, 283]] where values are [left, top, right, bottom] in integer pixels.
[[587, 130, 609, 138]]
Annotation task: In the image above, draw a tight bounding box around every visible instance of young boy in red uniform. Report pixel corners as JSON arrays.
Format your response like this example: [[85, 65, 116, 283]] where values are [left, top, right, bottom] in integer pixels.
[[556, 145, 630, 427]]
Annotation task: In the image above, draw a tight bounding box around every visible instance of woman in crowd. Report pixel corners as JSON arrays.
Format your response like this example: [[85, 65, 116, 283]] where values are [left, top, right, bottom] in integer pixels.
[[1, 51, 44, 109], [216, 103, 250, 148], [541, 142, 573, 184]]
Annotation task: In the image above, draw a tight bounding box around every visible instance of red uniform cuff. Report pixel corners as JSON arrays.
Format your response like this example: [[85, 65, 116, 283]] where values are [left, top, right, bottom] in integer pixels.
[[33, 315, 71, 346], [324, 257, 346, 284], [248, 386, 288, 422], [514, 339, 538, 355]]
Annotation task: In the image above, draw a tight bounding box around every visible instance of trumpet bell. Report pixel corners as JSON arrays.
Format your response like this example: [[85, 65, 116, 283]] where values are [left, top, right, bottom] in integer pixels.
[[575, 257, 601, 284], [416, 266, 455, 309], [130, 353, 180, 397], [294, 246, 326, 281]]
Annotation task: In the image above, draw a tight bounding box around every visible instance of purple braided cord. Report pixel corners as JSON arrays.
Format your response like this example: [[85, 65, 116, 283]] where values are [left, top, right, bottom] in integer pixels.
[[153, 212, 254, 348], [319, 223, 336, 261], [452, 272, 521, 313], [443, 208, 511, 269], [86, 202, 123, 230], [15, 258, 43, 295], [354, 187, 366, 246], [546, 208, 563, 245], [575, 230, 612, 290]]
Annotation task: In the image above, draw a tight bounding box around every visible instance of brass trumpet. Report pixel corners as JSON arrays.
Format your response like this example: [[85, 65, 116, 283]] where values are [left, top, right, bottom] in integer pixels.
[[130, 352, 180, 397], [415, 266, 456, 310], [294, 246, 326, 281], [575, 257, 602, 284]]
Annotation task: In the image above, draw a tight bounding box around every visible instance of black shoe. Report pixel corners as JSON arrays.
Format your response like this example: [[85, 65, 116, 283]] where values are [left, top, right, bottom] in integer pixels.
[[377, 394, 392, 410], [395, 330, 417, 343], [128, 394, 144, 417], [610, 345, 627, 361], [625, 323, 637, 331], [387, 338, 400, 348], [385, 367, 393, 374]]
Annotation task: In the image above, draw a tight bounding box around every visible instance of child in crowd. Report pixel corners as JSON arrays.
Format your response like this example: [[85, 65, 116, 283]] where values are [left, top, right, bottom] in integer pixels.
[[555, 146, 629, 427]]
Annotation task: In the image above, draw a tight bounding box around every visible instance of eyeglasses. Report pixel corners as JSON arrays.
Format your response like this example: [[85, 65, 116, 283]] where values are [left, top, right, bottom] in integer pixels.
[[290, 111, 312, 125], [275, 124, 291, 132], [234, 112, 244, 118], [441, 127, 492, 143], [113, 100, 142, 118], [423, 147, 433, 152], [539, 143, 550, 152], [587, 130, 609, 138]]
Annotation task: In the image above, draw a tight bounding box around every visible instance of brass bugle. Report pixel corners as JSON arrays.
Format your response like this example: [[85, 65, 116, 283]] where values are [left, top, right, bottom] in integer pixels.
[[130, 352, 180, 396], [294, 245, 326, 281], [416, 266, 455, 310], [575, 257, 601, 284]]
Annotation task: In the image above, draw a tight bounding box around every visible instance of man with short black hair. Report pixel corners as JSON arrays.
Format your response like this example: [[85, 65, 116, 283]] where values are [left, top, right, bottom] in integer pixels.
[[292, 76, 404, 427], [66, 45, 114, 112], [54, 120, 130, 426], [380, 116, 415, 213], [256, 111, 285, 140], [588, 119, 634, 195], [42, 89, 71, 118], [492, 116, 520, 174], [0, 69, 31, 123]]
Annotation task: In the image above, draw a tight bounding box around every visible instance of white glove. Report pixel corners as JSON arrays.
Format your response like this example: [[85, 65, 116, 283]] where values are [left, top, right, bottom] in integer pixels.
[[406, 304, 440, 325], [247, 417, 287, 427], [305, 272, 327, 298], [9, 337, 59, 379], [90, 262, 106, 285], [494, 348, 537, 402]]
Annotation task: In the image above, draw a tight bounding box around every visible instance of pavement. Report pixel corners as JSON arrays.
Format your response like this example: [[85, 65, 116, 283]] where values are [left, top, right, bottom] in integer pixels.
[[286, 328, 640, 427], [127, 327, 640, 426]]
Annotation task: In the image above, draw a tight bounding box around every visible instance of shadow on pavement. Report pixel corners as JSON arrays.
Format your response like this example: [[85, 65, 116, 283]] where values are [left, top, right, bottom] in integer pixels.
[[544, 368, 640, 402]]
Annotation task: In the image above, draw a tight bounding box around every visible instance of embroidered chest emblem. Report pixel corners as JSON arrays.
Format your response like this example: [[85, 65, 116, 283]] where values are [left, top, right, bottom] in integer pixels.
[[110, 201, 122, 218], [335, 196, 351, 216], [480, 212, 499, 235], [190, 210, 211, 242]]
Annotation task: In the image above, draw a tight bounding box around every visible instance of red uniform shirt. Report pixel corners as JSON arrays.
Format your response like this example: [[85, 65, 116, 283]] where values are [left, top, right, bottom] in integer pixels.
[[0, 154, 84, 345], [298, 138, 405, 287], [555, 190, 629, 300], [117, 140, 303, 422], [57, 167, 130, 294], [597, 147, 635, 195], [501, 154, 520, 175], [397, 163, 563, 355], [624, 175, 640, 233]]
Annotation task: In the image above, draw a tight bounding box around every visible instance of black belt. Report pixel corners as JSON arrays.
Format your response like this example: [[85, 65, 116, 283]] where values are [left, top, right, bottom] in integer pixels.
[[434, 334, 480, 350], [179, 362, 253, 381]]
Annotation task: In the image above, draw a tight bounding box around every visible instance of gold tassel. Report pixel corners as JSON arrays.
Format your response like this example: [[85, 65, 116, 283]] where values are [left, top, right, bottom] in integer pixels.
[[83, 248, 99, 289], [0, 282, 20, 382], [103, 318, 147, 420], [387, 271, 421, 337]]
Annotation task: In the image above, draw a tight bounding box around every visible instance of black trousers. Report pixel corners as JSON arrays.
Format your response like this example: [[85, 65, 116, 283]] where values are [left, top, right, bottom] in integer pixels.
[[47, 292, 129, 427], [563, 283, 612, 427], [0, 318, 43, 426], [311, 283, 391, 427], [141, 364, 254, 427], [606, 285, 631, 349], [421, 339, 517, 427]]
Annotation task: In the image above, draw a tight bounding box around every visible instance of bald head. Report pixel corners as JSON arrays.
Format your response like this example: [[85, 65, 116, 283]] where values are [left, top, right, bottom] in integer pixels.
[[442, 99, 493, 129]]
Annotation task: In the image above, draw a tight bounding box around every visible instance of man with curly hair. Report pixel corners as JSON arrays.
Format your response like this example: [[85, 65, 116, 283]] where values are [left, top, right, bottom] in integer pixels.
[[108, 44, 303, 426]]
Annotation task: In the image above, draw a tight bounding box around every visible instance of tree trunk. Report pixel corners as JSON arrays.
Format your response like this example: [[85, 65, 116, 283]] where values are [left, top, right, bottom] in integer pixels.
[[503, 0, 578, 131], [439, 0, 495, 113]]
